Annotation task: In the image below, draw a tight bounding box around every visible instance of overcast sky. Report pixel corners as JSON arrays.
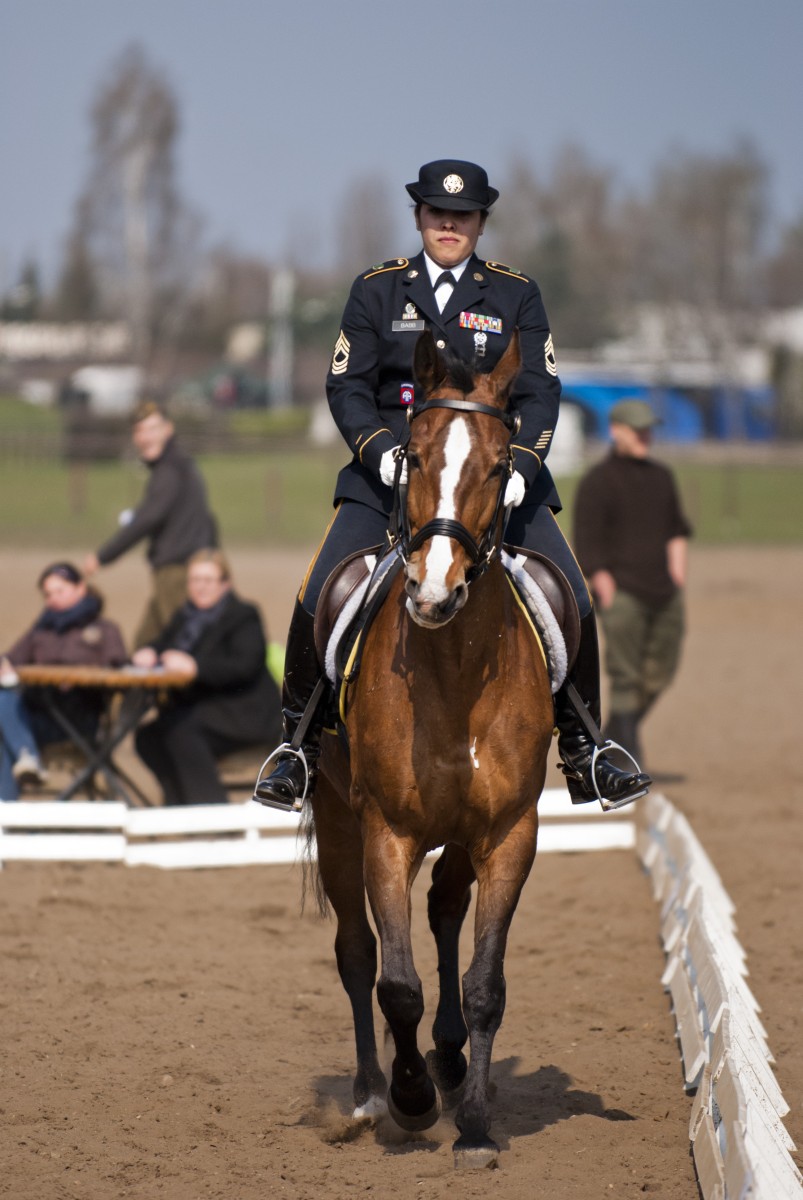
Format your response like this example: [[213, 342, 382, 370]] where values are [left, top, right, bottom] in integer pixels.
[[2, 0, 801, 287]]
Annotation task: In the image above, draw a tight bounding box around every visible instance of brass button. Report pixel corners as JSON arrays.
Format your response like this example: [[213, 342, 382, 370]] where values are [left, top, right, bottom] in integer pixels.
[[436, 339, 446, 349]]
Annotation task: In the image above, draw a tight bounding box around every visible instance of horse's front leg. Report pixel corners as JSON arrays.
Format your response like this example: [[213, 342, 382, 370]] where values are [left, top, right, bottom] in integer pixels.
[[426, 844, 475, 1098], [362, 824, 441, 1132], [454, 811, 538, 1169], [312, 783, 387, 1119]]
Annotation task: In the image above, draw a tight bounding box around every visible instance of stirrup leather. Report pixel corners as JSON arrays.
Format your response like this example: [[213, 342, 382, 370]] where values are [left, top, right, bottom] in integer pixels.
[[253, 743, 310, 813]]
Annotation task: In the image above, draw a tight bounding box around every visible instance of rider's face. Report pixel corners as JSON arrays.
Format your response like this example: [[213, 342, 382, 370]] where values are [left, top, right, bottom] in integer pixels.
[[416, 204, 486, 268]]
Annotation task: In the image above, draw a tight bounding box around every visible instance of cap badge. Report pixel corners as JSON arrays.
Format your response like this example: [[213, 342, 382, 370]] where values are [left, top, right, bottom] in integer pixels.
[[443, 174, 464, 194]]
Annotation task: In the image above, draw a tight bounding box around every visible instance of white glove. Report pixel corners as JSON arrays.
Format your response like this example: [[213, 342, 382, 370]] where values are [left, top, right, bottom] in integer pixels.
[[504, 470, 527, 508], [379, 447, 408, 488]]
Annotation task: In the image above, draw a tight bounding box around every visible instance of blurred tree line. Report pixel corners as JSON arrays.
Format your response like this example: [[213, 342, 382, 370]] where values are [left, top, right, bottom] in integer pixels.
[[2, 44, 802, 431]]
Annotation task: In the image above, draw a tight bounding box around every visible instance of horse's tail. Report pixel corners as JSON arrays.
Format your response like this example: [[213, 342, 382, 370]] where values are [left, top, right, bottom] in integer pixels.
[[300, 803, 330, 918]]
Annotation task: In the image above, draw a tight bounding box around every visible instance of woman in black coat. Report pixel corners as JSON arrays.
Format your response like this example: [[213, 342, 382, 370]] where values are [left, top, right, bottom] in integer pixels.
[[133, 549, 281, 805]]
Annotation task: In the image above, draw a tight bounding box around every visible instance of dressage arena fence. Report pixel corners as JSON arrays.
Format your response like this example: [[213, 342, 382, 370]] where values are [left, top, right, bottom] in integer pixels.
[[0, 788, 634, 870], [639, 792, 802, 1200]]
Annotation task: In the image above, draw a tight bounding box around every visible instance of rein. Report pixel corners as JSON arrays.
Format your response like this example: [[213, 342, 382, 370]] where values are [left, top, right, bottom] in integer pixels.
[[389, 396, 520, 583]]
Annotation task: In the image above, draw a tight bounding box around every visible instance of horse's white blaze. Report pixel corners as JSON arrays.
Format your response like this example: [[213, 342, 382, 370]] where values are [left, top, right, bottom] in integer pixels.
[[418, 417, 471, 605]]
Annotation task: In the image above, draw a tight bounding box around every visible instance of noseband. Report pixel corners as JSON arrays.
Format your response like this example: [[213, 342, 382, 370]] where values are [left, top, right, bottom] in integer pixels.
[[390, 397, 521, 584]]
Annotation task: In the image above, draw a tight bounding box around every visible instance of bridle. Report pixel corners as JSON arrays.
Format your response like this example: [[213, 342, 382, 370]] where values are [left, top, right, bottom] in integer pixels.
[[389, 396, 521, 584]]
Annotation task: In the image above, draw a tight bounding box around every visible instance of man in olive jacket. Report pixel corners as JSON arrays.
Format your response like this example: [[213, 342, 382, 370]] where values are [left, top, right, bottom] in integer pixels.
[[84, 402, 217, 648]]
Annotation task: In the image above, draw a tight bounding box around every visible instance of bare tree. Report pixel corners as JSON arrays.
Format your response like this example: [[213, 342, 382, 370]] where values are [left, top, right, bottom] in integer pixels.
[[335, 173, 397, 275], [76, 44, 200, 363]]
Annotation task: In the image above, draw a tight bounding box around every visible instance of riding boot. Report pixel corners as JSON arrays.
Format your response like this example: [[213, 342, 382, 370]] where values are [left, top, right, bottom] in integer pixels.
[[555, 613, 651, 808], [253, 600, 325, 812]]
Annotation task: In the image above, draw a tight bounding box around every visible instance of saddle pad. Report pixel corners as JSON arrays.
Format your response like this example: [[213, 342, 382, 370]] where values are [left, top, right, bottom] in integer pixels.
[[501, 551, 568, 693], [324, 550, 401, 685]]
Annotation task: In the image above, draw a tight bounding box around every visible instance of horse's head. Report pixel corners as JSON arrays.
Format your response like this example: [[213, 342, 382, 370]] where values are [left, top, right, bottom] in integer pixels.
[[400, 330, 521, 629]]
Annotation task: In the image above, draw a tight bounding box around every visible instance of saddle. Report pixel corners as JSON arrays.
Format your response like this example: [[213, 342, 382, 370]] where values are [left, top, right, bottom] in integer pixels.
[[314, 544, 581, 705]]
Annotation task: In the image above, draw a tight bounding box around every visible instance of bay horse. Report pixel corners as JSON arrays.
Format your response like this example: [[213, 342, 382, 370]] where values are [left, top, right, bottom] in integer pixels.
[[310, 329, 554, 1169]]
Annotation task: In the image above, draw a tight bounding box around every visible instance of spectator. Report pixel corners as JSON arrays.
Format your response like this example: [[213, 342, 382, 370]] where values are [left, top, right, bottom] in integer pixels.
[[572, 398, 692, 765], [0, 562, 127, 800], [133, 549, 281, 806], [84, 401, 218, 649]]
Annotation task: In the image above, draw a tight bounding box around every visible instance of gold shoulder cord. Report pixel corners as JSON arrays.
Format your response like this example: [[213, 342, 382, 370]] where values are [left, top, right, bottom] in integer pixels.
[[363, 258, 409, 280], [486, 261, 529, 283]]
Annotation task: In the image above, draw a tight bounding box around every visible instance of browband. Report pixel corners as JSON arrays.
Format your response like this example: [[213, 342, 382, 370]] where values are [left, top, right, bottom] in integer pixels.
[[409, 396, 520, 433]]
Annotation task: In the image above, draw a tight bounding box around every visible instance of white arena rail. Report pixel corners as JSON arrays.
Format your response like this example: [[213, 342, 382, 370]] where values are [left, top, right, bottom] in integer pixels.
[[639, 792, 802, 1200], [0, 788, 633, 869]]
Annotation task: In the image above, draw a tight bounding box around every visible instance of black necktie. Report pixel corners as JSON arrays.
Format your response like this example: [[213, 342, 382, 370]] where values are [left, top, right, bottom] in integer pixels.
[[434, 270, 456, 292]]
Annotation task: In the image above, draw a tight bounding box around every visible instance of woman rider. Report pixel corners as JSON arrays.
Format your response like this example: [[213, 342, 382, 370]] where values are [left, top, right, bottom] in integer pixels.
[[255, 158, 650, 812]]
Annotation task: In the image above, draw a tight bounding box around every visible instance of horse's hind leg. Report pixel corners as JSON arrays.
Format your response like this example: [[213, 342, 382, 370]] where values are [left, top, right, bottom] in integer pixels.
[[312, 789, 387, 1118], [426, 845, 475, 1099], [454, 815, 537, 1169]]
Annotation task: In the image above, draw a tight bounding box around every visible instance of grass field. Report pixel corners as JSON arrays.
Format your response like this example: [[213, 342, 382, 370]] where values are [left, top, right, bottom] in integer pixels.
[[0, 447, 801, 549]]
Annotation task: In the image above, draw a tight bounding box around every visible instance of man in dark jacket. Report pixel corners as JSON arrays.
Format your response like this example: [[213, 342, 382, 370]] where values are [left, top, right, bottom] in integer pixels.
[[573, 398, 692, 765], [132, 549, 281, 806], [84, 401, 218, 648]]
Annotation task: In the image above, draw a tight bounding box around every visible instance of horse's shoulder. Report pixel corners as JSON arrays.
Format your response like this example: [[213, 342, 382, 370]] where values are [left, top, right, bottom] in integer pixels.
[[484, 260, 532, 284], [362, 258, 410, 280]]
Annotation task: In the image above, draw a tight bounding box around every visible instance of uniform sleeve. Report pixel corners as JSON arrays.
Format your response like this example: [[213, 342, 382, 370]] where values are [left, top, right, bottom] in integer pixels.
[[96, 459, 182, 565], [508, 280, 562, 490], [572, 467, 614, 578], [326, 276, 397, 478]]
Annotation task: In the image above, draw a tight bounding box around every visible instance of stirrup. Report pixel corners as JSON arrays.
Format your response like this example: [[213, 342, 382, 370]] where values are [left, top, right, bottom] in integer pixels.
[[252, 743, 309, 813], [590, 739, 650, 812]]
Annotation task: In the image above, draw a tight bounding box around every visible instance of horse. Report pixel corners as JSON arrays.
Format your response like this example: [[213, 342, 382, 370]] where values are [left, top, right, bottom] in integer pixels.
[[309, 329, 555, 1169]]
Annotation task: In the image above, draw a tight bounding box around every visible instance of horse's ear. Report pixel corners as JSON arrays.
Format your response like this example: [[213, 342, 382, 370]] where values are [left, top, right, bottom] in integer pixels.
[[414, 331, 446, 397], [490, 329, 522, 398]]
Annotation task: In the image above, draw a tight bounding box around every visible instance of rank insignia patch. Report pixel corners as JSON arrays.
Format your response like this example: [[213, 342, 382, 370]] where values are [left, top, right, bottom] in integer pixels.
[[460, 311, 502, 334], [331, 330, 351, 375], [544, 334, 557, 376]]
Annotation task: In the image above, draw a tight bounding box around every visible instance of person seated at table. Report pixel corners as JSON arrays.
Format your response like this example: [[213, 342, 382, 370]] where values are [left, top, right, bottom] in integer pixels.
[[0, 562, 128, 801], [133, 549, 281, 806]]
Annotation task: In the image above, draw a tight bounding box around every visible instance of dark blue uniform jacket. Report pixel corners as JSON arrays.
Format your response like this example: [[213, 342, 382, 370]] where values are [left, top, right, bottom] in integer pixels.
[[325, 250, 562, 517]]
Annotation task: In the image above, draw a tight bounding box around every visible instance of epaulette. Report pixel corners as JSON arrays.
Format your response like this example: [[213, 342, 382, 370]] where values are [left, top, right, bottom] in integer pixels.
[[486, 260, 530, 283], [362, 258, 409, 279]]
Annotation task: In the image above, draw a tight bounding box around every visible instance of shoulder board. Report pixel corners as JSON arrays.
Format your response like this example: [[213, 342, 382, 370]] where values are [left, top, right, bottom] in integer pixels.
[[362, 258, 409, 279], [486, 260, 530, 283]]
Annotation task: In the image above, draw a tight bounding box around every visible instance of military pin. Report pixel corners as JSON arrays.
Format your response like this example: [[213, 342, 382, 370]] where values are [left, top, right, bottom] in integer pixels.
[[474, 331, 488, 358], [408, 269, 419, 279], [474, 272, 483, 281], [404, 302, 418, 319]]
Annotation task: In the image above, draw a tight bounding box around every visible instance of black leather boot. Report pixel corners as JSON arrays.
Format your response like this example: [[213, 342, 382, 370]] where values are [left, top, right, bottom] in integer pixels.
[[556, 613, 651, 809], [253, 600, 325, 812]]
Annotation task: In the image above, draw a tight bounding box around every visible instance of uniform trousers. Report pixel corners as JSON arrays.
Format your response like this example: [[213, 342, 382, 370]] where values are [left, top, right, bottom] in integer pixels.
[[599, 589, 685, 716], [298, 498, 591, 618]]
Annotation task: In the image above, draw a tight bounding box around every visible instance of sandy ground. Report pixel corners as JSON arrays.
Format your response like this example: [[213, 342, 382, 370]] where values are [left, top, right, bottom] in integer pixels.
[[1, 544, 801, 1199]]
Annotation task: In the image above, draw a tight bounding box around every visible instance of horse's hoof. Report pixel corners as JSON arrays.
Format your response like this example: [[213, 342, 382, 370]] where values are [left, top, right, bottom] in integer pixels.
[[425, 1049, 467, 1105], [352, 1094, 388, 1122], [452, 1136, 499, 1170], [386, 1084, 442, 1132]]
